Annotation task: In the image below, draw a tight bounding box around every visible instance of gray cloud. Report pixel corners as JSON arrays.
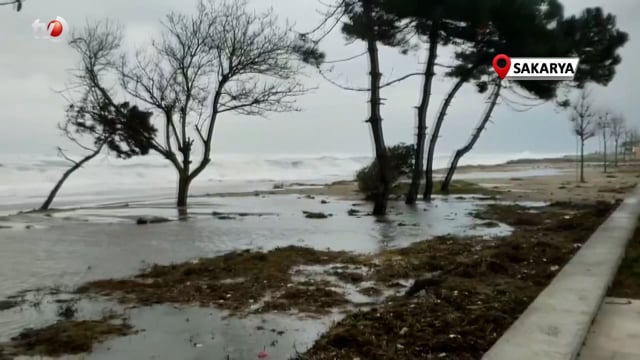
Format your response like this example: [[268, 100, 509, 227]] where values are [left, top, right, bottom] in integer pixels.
[[0, 0, 637, 156]]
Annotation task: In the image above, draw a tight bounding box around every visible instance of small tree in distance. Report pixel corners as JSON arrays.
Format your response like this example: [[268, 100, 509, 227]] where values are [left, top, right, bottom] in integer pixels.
[[596, 111, 610, 173], [609, 114, 625, 166], [570, 89, 597, 182], [622, 127, 638, 162]]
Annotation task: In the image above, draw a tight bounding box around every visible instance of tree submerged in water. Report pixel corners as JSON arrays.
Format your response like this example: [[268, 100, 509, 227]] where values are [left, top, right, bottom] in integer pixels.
[[40, 23, 157, 211], [356, 143, 415, 201], [67, 0, 310, 215]]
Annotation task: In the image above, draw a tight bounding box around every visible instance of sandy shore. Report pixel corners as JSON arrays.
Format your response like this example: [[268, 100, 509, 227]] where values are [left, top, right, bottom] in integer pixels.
[[218, 159, 639, 204], [454, 161, 639, 203]]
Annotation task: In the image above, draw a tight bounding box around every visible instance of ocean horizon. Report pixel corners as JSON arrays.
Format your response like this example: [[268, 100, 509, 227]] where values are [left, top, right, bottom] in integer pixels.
[[0, 151, 569, 211]]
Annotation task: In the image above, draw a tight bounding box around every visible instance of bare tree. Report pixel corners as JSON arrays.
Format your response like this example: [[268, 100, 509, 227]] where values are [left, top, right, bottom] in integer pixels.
[[570, 89, 597, 182], [596, 111, 610, 173], [609, 114, 625, 166], [75, 0, 308, 214]]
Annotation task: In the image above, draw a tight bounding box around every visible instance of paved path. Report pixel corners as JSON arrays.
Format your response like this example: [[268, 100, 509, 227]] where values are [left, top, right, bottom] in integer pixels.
[[579, 297, 640, 360]]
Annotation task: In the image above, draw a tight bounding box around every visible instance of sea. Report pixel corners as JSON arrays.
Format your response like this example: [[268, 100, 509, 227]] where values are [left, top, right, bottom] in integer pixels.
[[0, 151, 568, 212]]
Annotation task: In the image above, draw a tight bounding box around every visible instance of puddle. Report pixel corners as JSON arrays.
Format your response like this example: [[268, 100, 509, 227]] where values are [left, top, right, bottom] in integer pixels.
[[0, 291, 339, 359], [0, 195, 511, 298], [291, 264, 399, 305]]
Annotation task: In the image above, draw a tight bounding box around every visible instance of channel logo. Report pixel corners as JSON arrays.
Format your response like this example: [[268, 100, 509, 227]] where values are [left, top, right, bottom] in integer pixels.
[[32, 16, 68, 41], [492, 54, 579, 81]]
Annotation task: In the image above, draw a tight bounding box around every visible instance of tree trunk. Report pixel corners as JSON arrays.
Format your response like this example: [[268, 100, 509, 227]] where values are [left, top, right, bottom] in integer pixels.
[[441, 82, 501, 193], [177, 144, 192, 216], [423, 77, 464, 201], [580, 138, 585, 182], [40, 147, 103, 211], [363, 0, 391, 216], [602, 130, 607, 173], [614, 138, 619, 166], [176, 173, 191, 216], [405, 19, 440, 205]]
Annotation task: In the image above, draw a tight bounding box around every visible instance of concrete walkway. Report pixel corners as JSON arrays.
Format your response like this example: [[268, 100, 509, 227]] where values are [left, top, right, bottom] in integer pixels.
[[578, 297, 640, 360], [483, 187, 640, 360]]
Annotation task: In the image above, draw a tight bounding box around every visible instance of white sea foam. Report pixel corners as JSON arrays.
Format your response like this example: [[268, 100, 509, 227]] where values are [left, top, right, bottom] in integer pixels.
[[0, 151, 567, 210]]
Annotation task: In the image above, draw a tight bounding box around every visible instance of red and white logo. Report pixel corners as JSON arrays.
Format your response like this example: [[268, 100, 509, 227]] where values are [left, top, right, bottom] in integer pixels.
[[32, 16, 68, 41]]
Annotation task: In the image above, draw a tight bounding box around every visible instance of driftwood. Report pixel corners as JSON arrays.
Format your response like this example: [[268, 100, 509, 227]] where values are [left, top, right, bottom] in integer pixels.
[[404, 272, 446, 297], [403, 264, 461, 297]]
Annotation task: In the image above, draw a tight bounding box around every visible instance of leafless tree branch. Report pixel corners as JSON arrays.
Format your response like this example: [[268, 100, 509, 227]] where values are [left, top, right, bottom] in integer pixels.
[[299, 0, 347, 44], [318, 67, 422, 92], [57, 147, 79, 165], [323, 51, 367, 64]]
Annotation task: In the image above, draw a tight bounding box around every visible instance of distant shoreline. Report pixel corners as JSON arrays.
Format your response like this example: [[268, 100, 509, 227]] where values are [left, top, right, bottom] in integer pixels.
[[435, 153, 639, 173]]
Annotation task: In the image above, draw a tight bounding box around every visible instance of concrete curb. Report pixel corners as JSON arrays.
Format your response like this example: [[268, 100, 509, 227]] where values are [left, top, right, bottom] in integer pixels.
[[482, 186, 640, 360]]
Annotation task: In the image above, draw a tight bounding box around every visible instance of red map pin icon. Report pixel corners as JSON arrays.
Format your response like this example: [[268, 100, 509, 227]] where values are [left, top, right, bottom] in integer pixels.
[[492, 54, 511, 80]]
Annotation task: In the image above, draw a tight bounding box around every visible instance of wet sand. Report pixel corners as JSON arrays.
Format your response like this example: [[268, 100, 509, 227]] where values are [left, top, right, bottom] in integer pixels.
[[288, 160, 640, 203]]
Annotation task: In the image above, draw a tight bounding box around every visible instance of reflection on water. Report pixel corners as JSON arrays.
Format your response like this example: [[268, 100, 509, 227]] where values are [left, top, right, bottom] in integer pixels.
[[1, 292, 341, 360], [98, 306, 339, 360], [0, 194, 512, 358]]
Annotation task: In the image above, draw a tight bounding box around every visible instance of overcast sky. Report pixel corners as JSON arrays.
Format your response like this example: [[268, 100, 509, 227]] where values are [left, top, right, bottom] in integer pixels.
[[0, 0, 638, 157]]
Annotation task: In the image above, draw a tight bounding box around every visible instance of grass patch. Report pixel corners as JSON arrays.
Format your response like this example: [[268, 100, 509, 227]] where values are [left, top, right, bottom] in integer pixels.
[[610, 224, 640, 299], [2, 316, 133, 357], [597, 184, 636, 194]]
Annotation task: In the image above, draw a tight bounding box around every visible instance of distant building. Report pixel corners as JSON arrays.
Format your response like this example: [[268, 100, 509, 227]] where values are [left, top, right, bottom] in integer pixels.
[[633, 146, 640, 160]]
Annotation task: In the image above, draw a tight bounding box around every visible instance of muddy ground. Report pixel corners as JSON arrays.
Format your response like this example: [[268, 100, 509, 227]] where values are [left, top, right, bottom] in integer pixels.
[[0, 198, 618, 359]]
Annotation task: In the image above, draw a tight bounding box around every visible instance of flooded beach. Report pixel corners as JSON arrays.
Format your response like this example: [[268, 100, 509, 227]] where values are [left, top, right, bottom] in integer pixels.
[[0, 162, 633, 359], [0, 188, 517, 359]]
